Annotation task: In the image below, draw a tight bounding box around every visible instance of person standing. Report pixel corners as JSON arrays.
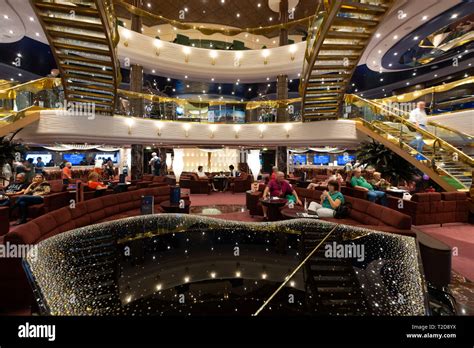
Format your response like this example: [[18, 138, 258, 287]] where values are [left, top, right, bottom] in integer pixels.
[[408, 101, 428, 153], [62, 162, 72, 184], [149, 152, 160, 175], [23, 159, 35, 183], [35, 157, 45, 174]]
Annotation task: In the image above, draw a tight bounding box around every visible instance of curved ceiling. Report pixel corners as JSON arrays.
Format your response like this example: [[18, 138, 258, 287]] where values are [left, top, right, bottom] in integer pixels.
[[116, 0, 316, 38], [0, 0, 46, 44], [117, 26, 304, 83], [361, 0, 462, 72]]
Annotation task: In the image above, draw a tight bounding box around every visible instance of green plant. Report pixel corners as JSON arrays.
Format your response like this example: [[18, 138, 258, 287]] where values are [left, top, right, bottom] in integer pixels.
[[356, 140, 417, 185]]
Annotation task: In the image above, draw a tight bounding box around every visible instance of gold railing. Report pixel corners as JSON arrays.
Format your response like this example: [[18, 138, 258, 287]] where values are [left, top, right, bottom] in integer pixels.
[[299, 0, 343, 99], [0, 78, 61, 100], [253, 225, 339, 316]]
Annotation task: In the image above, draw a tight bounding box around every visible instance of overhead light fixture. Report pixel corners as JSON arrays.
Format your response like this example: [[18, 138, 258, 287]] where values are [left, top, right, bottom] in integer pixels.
[[451, 14, 458, 19], [422, 15, 428, 21], [125, 118, 135, 134], [29, 16, 34, 22], [156, 121, 163, 136], [236, 13, 240, 18], [209, 124, 217, 138], [233, 124, 241, 138], [375, 33, 381, 38], [209, 50, 218, 65], [284, 123, 292, 138], [183, 123, 191, 137], [393, 35, 398, 40], [3, 15, 9, 19], [154, 39, 162, 56], [289, 45, 297, 60], [183, 47, 191, 63], [258, 124, 266, 138], [413, 36, 419, 40], [262, 49, 270, 65]]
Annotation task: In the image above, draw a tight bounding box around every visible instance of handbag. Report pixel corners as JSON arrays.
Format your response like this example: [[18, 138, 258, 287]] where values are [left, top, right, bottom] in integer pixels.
[[334, 202, 352, 219]]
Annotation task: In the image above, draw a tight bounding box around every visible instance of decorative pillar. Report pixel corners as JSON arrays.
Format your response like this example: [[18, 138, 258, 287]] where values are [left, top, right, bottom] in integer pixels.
[[277, 0, 289, 123], [277, 146, 288, 175], [131, 144, 144, 180], [130, 0, 144, 117]]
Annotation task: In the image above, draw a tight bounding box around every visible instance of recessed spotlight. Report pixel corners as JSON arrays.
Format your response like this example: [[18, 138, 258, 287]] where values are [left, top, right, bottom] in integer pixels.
[[451, 14, 458, 19], [236, 13, 240, 18], [388, 63, 393, 67], [393, 52, 398, 56], [167, 77, 170, 81], [422, 15, 428, 21], [413, 36, 419, 40], [9, 30, 13, 34], [380, 78, 383, 81], [257, 3, 261, 7], [186, 84, 190, 88], [172, 88, 176, 92], [266, 77, 270, 81], [152, 69, 156, 73], [375, 33, 381, 38], [434, 74, 438, 77], [184, 7, 188, 12], [147, 2, 151, 8], [231, 91, 235, 95], [412, 72, 416, 76], [393, 35, 398, 40], [3, 15, 8, 19], [218, 86, 221, 90], [378, 50, 382, 54], [29, 16, 34, 21], [18, 73, 22, 76], [269, 17, 273, 21], [267, 84, 270, 87], [184, 75, 188, 79], [406, 82, 410, 85], [211, 78, 214, 81], [35, 32, 40, 37], [248, 87, 252, 91], [221, 0, 225, 3]]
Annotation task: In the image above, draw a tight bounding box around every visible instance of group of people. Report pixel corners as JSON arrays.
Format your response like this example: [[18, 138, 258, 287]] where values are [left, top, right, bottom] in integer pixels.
[[262, 169, 345, 220], [0, 172, 51, 225], [196, 165, 239, 191]]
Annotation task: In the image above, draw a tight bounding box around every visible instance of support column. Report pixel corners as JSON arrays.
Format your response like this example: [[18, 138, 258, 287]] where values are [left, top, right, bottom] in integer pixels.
[[277, 146, 288, 175], [131, 144, 144, 180], [277, 0, 289, 123], [130, 0, 143, 117]]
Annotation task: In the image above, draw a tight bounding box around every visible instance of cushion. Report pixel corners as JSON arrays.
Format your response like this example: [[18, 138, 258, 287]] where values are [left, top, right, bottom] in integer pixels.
[[441, 192, 468, 201], [4, 223, 43, 245]]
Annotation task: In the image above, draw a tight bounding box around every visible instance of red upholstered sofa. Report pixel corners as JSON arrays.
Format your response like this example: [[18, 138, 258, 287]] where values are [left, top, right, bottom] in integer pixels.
[[387, 192, 469, 226], [246, 187, 413, 236], [180, 173, 211, 194], [0, 185, 176, 311], [230, 172, 252, 193]]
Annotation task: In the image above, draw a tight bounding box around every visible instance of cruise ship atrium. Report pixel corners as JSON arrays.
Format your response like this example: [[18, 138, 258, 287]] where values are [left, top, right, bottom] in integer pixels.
[[0, 0, 473, 345]]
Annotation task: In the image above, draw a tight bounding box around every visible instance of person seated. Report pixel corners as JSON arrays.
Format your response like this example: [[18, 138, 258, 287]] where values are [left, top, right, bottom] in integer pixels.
[[308, 180, 344, 217], [87, 172, 108, 190], [369, 172, 390, 191], [0, 173, 28, 207], [196, 166, 217, 191], [228, 165, 238, 177], [10, 174, 51, 225], [262, 171, 302, 220], [350, 168, 387, 205], [62, 161, 72, 185], [307, 169, 344, 190]]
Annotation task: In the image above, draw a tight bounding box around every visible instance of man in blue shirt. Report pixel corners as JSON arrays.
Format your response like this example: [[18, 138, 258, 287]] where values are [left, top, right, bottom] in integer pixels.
[[35, 157, 45, 174]]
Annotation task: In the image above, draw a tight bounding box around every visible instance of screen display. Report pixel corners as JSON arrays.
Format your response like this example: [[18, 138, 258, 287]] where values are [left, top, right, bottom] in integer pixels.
[[63, 153, 86, 165], [337, 155, 355, 165], [95, 153, 118, 163], [313, 154, 330, 165], [293, 154, 307, 165], [25, 153, 53, 164]]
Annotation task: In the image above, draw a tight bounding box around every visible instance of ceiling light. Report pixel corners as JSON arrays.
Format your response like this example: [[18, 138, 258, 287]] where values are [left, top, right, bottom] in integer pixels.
[[3, 15, 8, 19], [147, 2, 151, 8], [184, 7, 188, 12], [184, 75, 188, 79], [422, 15, 428, 21], [236, 13, 240, 18], [380, 78, 383, 81], [248, 87, 252, 91], [221, 0, 225, 3], [266, 77, 270, 81], [152, 69, 155, 73], [388, 63, 393, 67], [375, 33, 381, 38], [29, 16, 34, 21], [186, 84, 190, 88], [35, 32, 40, 37], [211, 78, 215, 81], [267, 84, 270, 87], [393, 35, 398, 40], [451, 14, 458, 19], [231, 91, 235, 95], [269, 17, 273, 21], [218, 86, 221, 90], [406, 82, 410, 85], [9, 30, 13, 34], [257, 3, 261, 7], [172, 88, 176, 92], [167, 78, 171, 81], [393, 52, 398, 56], [434, 74, 438, 77], [413, 36, 419, 40]]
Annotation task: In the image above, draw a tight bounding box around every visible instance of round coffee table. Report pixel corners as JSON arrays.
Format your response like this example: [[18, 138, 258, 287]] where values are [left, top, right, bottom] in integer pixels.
[[160, 200, 190, 214], [259, 197, 287, 221]]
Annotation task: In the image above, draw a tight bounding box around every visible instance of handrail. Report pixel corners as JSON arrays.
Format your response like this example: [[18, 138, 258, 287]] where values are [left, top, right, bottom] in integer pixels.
[[0, 77, 61, 99], [252, 224, 339, 316], [366, 97, 473, 143], [347, 94, 474, 166]]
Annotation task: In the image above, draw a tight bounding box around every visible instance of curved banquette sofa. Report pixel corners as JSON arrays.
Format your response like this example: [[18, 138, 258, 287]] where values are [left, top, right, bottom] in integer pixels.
[[0, 185, 177, 311], [246, 187, 414, 236]]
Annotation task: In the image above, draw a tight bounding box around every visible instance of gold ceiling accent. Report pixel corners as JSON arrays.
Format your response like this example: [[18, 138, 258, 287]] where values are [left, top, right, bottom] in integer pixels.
[[372, 76, 474, 104], [114, 0, 315, 37]]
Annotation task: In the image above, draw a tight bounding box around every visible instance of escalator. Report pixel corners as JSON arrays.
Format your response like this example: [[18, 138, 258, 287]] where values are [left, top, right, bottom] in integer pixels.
[[347, 95, 473, 191], [30, 0, 120, 115], [300, 0, 394, 121]]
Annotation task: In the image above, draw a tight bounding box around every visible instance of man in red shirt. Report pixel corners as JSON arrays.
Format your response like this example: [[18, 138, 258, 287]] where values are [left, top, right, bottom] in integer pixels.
[[62, 162, 72, 185], [262, 171, 302, 220]]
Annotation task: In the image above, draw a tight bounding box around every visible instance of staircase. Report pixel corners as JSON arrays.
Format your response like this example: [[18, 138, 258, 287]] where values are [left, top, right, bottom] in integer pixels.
[[348, 95, 473, 191], [300, 0, 394, 121], [302, 229, 368, 315], [30, 0, 120, 115]]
